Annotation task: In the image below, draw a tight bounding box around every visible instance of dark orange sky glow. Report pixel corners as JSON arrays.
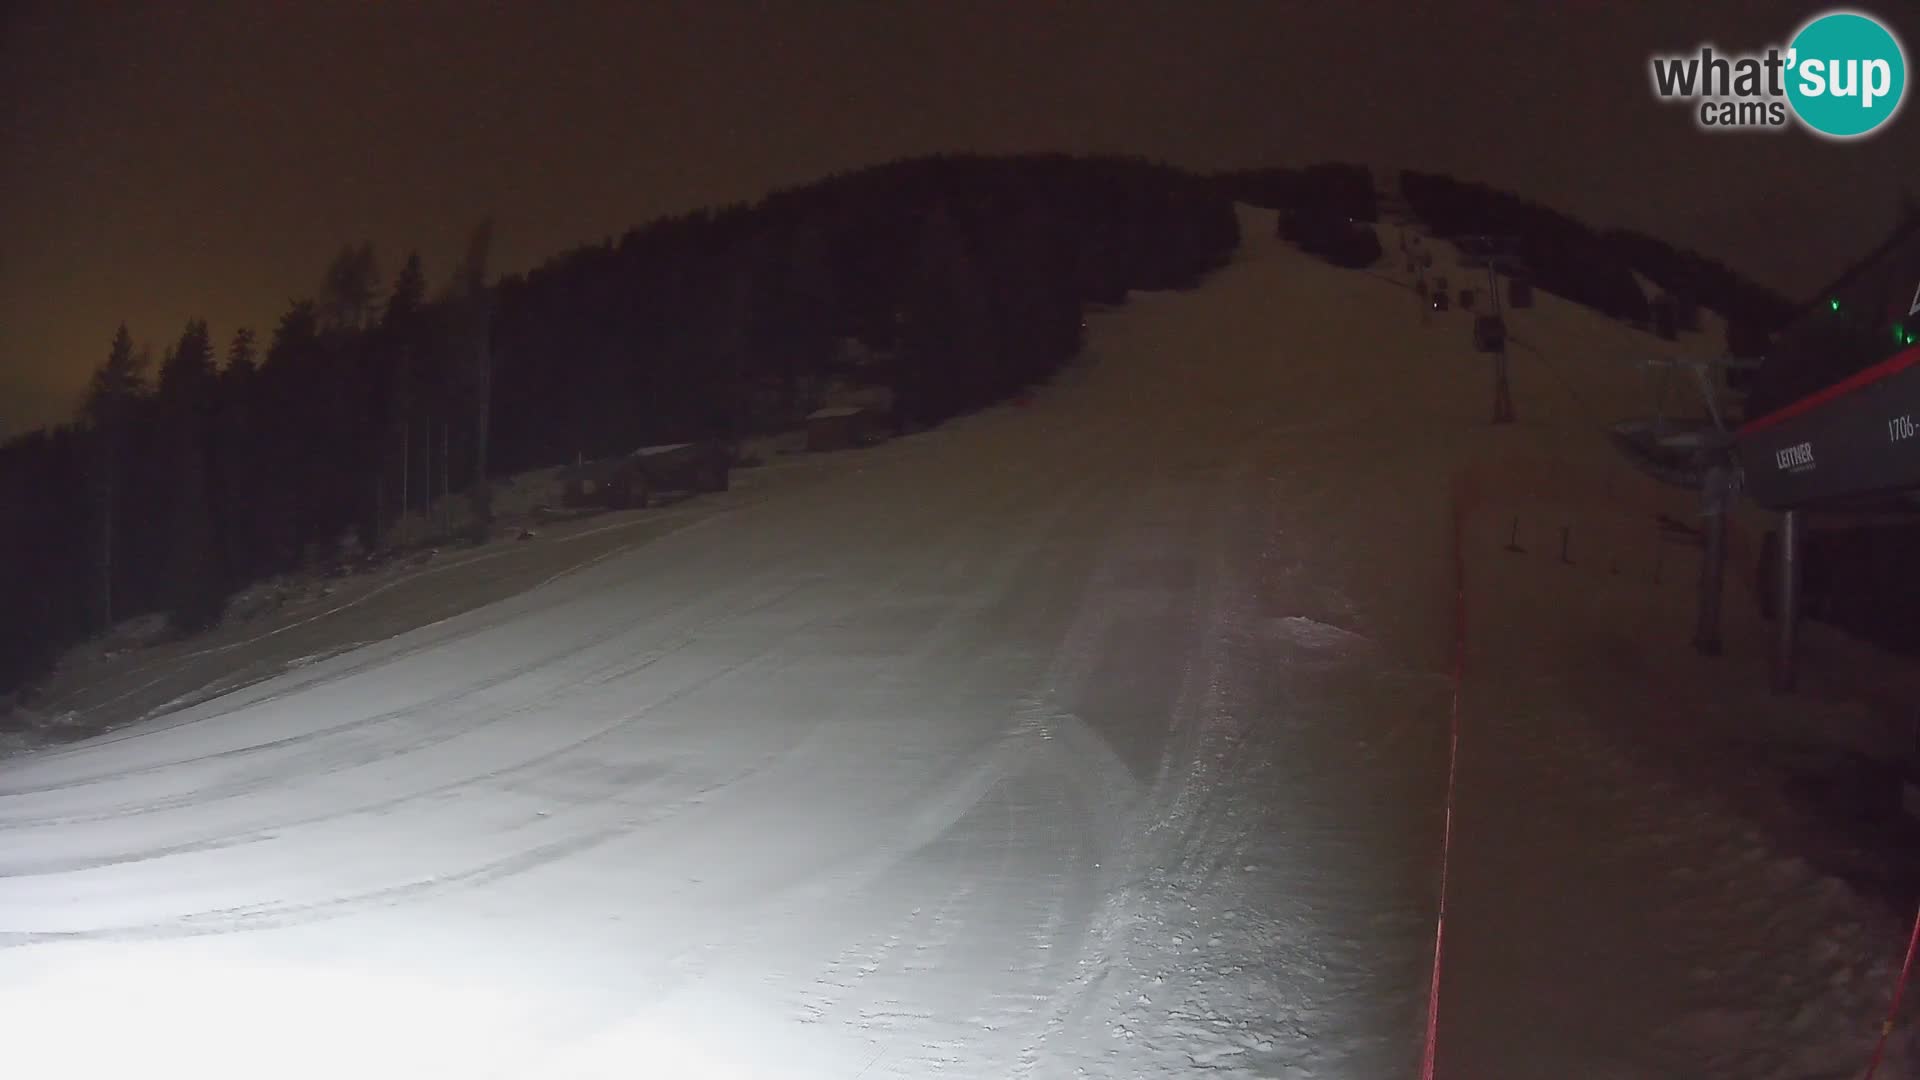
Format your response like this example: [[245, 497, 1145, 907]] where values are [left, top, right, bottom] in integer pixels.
[[5, 1, 1917, 435]]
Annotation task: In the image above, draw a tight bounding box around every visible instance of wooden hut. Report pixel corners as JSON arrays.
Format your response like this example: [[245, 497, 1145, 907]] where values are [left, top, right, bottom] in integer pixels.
[[557, 441, 729, 510], [806, 406, 879, 452]]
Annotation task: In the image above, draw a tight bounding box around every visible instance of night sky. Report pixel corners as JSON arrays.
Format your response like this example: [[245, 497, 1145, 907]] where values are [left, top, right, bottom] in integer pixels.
[[5, 1, 1918, 436]]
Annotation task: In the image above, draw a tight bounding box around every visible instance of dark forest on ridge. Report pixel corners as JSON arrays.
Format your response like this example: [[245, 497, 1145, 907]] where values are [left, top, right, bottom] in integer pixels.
[[0, 155, 1796, 694]]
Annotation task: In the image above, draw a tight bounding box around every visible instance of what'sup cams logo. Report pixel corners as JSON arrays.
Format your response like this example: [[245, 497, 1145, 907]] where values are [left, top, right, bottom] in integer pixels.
[[1649, 9, 1907, 139]]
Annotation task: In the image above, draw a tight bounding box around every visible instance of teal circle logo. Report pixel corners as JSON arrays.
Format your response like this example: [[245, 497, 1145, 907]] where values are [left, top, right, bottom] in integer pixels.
[[1786, 11, 1907, 138]]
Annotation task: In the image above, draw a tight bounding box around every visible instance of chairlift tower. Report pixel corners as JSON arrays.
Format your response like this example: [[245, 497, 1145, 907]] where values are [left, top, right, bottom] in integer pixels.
[[1607, 352, 1757, 657], [1471, 234, 1520, 424]]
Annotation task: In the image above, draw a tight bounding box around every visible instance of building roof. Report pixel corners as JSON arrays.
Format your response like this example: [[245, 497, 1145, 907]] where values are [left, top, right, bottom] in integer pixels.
[[1744, 217, 1920, 421]]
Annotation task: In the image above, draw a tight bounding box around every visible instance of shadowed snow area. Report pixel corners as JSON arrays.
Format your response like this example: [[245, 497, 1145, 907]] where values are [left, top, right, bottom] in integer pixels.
[[2, 206, 1913, 1078]]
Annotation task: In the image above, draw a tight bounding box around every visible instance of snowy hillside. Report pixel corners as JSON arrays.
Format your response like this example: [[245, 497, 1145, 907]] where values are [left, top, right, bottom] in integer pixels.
[[0, 205, 1913, 1079]]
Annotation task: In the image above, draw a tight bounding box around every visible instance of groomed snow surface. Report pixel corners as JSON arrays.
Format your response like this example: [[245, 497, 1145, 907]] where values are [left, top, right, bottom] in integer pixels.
[[2, 206, 1915, 1078]]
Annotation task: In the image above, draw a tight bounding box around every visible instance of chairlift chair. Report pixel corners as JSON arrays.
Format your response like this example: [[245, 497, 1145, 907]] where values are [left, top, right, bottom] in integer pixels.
[[1473, 314, 1506, 352]]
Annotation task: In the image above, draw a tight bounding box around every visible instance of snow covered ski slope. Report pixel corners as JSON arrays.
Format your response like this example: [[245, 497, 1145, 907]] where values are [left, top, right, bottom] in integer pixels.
[[1, 206, 1912, 1078]]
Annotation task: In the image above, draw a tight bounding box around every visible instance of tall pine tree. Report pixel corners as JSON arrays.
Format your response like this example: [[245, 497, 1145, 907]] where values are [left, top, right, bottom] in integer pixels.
[[444, 221, 495, 538], [79, 324, 149, 631], [224, 326, 257, 375], [381, 252, 433, 536], [155, 320, 224, 631], [898, 206, 991, 425], [319, 242, 382, 332]]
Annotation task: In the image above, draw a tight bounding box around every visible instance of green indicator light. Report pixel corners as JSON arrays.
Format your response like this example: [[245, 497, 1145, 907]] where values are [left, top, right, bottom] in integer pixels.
[[1830, 297, 1842, 311]]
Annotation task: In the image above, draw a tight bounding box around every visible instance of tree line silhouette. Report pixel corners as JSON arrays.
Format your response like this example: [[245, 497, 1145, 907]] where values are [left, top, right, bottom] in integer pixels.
[[0, 154, 1240, 691], [0, 155, 1796, 695], [1398, 170, 1794, 344]]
